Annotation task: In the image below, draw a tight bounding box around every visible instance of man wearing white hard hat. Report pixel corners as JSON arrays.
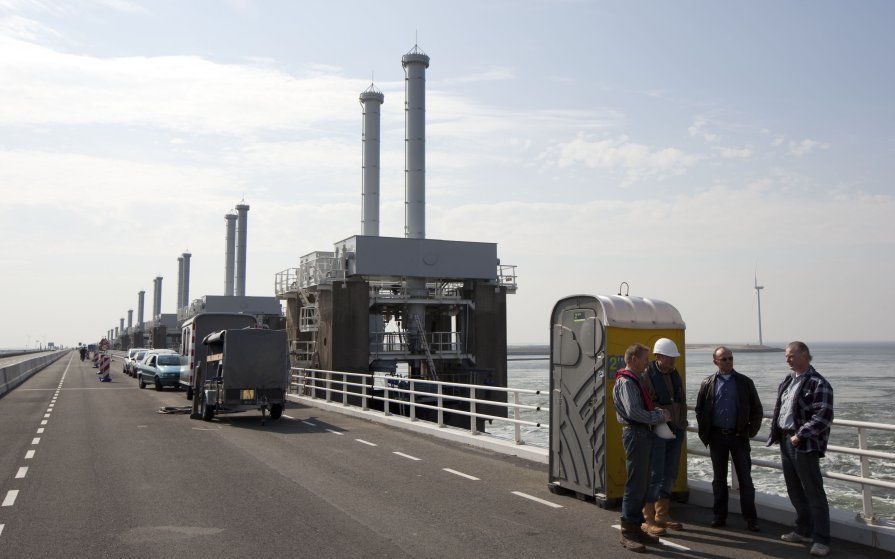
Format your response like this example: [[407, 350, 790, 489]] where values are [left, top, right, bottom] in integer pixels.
[[640, 337, 687, 533]]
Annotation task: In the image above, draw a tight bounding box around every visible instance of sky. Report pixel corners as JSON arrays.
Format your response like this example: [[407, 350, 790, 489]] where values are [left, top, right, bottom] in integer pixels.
[[1, 0, 893, 348]]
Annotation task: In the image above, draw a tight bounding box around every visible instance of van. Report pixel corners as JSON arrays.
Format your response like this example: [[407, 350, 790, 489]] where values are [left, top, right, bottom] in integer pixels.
[[179, 313, 257, 399]]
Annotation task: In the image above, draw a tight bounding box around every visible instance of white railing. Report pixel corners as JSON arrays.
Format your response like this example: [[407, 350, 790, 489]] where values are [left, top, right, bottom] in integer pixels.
[[291, 368, 546, 444], [299, 305, 318, 332], [290, 340, 316, 362], [290, 365, 895, 521], [498, 264, 517, 292], [685, 405, 895, 523], [369, 331, 465, 355], [299, 256, 345, 288], [369, 281, 465, 300], [275, 268, 300, 296]]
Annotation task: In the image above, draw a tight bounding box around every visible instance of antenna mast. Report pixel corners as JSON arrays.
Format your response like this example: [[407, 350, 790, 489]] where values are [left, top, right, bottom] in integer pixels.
[[754, 271, 764, 346]]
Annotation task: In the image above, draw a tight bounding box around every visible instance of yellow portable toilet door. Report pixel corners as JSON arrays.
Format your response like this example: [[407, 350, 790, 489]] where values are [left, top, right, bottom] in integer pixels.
[[549, 297, 605, 499]]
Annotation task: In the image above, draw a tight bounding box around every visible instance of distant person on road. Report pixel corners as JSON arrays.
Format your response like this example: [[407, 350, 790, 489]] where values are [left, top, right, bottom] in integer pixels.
[[613, 343, 671, 553], [767, 341, 833, 557], [641, 338, 687, 533], [79, 347, 87, 361], [695, 346, 763, 531]]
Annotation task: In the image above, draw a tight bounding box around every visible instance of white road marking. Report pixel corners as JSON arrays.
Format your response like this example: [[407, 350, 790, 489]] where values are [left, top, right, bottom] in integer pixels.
[[443, 468, 480, 480], [355, 438, 378, 446], [393, 451, 421, 461], [2, 490, 18, 507], [0, 524, 4, 536], [47, 407, 53, 411], [36, 428, 44, 434], [31, 438, 40, 445], [15, 467, 27, 479], [43, 414, 50, 418], [282, 414, 295, 419], [40, 420, 47, 425], [610, 525, 690, 550], [25, 450, 35, 459], [301, 420, 317, 427], [325, 428, 344, 436], [511, 491, 563, 508]]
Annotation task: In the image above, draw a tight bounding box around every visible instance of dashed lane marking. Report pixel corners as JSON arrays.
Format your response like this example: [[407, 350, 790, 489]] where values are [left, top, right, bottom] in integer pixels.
[[301, 421, 317, 427], [40, 420, 47, 426], [25, 450, 34, 459], [325, 429, 344, 436], [443, 468, 480, 480], [36, 428, 44, 434], [393, 451, 421, 461], [15, 467, 27, 479], [610, 525, 690, 551], [355, 439, 378, 447], [0, 524, 4, 536], [43, 414, 50, 418], [282, 414, 295, 420], [2, 490, 18, 507], [511, 491, 563, 509], [31, 438, 40, 445]]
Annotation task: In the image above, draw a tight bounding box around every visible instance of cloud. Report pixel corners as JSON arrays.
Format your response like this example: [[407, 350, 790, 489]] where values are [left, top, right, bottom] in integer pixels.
[[441, 66, 516, 84], [688, 117, 719, 142], [788, 138, 830, 156], [715, 147, 753, 159], [540, 133, 700, 185], [0, 14, 61, 42]]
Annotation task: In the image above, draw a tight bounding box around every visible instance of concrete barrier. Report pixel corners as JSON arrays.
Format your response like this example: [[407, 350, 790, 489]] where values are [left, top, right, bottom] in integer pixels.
[[0, 350, 69, 398]]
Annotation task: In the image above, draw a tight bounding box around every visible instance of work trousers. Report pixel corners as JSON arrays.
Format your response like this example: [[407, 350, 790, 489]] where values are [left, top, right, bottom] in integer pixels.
[[621, 425, 655, 524], [780, 436, 830, 545], [709, 430, 756, 521], [647, 425, 684, 502]]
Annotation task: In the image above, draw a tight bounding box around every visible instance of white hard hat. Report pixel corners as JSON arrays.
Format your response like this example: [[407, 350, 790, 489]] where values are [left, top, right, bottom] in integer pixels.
[[653, 337, 680, 357], [655, 422, 675, 440]]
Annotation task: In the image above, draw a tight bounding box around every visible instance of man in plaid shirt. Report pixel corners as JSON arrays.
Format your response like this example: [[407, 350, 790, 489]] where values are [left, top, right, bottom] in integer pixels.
[[767, 341, 834, 557]]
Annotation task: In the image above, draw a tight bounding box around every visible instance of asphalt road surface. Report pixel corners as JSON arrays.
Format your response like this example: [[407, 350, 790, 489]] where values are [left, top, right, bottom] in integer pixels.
[[0, 353, 889, 558]]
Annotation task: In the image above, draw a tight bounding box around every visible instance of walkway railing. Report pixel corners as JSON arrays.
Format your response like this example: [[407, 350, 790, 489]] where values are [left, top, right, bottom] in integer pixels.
[[290, 367, 895, 521], [291, 368, 546, 445]]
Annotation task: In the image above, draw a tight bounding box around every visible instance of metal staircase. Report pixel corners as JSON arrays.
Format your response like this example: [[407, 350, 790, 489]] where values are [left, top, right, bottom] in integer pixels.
[[410, 314, 437, 381]]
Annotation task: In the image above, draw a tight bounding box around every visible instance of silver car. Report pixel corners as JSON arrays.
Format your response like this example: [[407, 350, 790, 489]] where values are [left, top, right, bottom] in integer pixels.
[[136, 350, 184, 391]]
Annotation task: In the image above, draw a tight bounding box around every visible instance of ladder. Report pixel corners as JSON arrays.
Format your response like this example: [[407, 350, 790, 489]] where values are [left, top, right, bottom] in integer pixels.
[[411, 314, 437, 381]]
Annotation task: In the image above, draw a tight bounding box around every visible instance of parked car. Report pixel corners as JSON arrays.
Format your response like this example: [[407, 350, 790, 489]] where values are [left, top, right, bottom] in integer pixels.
[[136, 350, 183, 390], [130, 349, 155, 378], [123, 348, 145, 375]]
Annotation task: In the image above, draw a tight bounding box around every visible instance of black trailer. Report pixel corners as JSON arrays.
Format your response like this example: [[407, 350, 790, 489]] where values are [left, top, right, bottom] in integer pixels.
[[191, 328, 290, 422]]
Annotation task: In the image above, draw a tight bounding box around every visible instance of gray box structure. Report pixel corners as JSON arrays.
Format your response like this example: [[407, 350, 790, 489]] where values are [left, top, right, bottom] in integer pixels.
[[335, 236, 497, 280]]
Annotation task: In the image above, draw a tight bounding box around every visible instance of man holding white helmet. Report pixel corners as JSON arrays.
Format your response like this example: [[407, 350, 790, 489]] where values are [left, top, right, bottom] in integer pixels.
[[640, 337, 687, 534]]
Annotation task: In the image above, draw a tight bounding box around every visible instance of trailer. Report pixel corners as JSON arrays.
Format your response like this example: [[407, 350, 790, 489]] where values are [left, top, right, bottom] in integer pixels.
[[191, 328, 290, 423]]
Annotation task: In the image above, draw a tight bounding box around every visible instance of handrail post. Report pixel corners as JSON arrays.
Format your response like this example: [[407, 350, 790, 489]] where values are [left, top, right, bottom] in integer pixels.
[[437, 383, 444, 428], [470, 386, 477, 435], [311, 370, 318, 400], [410, 378, 417, 421], [514, 390, 522, 445], [362, 374, 368, 411], [325, 371, 332, 402], [384, 379, 391, 416], [858, 427, 875, 521], [342, 372, 348, 406]]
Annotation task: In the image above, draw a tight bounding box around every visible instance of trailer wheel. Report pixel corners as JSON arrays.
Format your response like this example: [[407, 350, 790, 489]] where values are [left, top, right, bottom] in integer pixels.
[[269, 404, 283, 420], [198, 393, 214, 421], [186, 386, 193, 400]]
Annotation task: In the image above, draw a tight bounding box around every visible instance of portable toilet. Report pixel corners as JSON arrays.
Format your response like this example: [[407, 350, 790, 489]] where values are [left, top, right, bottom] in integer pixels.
[[548, 294, 687, 507]]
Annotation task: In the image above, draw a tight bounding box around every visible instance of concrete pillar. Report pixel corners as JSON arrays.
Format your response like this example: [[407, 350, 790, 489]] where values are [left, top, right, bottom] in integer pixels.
[[235, 204, 249, 296]]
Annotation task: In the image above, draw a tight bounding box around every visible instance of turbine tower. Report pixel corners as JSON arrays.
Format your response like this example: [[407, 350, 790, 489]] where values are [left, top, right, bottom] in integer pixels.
[[754, 272, 764, 346]]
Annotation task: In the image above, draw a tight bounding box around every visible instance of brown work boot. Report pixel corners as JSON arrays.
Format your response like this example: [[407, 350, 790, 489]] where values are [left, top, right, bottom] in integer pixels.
[[655, 497, 683, 530], [620, 521, 647, 553], [641, 502, 667, 536]]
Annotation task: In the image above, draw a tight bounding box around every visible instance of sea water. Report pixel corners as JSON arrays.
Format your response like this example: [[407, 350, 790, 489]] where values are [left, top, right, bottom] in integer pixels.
[[493, 342, 895, 519]]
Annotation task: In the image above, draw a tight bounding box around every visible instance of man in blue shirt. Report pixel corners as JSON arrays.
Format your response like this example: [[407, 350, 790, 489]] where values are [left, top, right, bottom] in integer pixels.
[[695, 346, 763, 531]]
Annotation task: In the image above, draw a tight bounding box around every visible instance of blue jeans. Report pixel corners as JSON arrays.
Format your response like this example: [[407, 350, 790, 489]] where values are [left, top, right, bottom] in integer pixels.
[[647, 425, 685, 502], [621, 426, 655, 524], [780, 436, 830, 545]]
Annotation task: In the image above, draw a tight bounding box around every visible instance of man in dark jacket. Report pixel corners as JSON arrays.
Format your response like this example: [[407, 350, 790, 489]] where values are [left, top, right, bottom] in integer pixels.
[[695, 346, 763, 531]]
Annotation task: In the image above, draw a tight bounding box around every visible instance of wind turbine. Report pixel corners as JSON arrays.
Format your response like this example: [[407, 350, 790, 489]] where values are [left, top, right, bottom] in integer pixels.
[[754, 271, 764, 346]]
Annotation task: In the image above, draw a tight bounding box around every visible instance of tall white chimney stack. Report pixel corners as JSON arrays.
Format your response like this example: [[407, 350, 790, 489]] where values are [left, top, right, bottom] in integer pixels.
[[402, 44, 429, 240], [225, 213, 237, 295], [182, 251, 191, 310], [235, 203, 249, 296], [360, 83, 384, 236]]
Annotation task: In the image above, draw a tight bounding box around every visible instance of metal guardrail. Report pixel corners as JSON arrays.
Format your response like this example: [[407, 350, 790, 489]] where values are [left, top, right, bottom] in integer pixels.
[[291, 368, 546, 445], [290, 367, 895, 521]]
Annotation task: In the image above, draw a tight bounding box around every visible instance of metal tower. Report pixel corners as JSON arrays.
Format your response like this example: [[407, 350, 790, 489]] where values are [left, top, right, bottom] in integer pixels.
[[754, 273, 764, 346]]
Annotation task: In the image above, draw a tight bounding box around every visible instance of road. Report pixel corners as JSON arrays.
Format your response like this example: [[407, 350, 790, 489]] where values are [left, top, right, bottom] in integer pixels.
[[0, 353, 889, 558]]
